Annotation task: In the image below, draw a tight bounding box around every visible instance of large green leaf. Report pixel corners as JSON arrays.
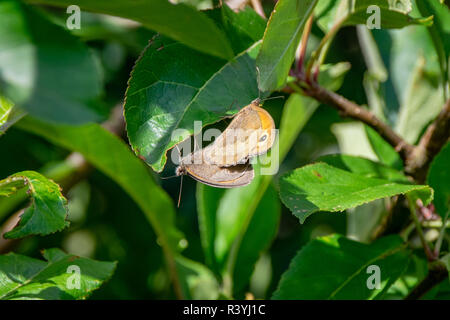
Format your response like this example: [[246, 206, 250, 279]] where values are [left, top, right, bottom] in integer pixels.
[[0, 171, 69, 239], [197, 176, 279, 297], [279, 161, 433, 223], [427, 141, 450, 219], [125, 7, 265, 172], [231, 184, 280, 296], [256, 0, 318, 91], [0, 0, 103, 124], [0, 248, 116, 300], [27, 0, 235, 60], [16, 117, 184, 290], [272, 234, 410, 299]]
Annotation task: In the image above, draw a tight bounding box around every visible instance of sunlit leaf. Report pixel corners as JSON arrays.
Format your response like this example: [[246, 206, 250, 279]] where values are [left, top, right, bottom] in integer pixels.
[[0, 248, 116, 300], [272, 234, 410, 299], [0, 171, 69, 239]]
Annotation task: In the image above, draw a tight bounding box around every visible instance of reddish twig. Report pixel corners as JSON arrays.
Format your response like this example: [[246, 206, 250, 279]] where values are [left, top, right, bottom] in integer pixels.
[[301, 81, 415, 162]]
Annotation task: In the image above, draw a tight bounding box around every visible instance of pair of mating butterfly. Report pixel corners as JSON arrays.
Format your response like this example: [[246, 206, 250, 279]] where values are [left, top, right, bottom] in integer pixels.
[[173, 98, 276, 193]]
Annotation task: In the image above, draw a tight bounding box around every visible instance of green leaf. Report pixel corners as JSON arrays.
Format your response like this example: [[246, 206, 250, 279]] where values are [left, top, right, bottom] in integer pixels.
[[343, 0, 433, 28], [278, 94, 318, 161], [442, 253, 450, 282], [175, 256, 220, 300], [317, 0, 432, 33], [17, 117, 184, 278], [395, 56, 445, 144], [0, 0, 103, 124], [0, 171, 69, 239], [364, 126, 403, 170], [0, 248, 116, 300], [231, 184, 280, 296], [125, 7, 265, 172], [196, 184, 225, 273], [279, 162, 432, 223], [357, 26, 388, 82], [256, 0, 318, 91], [27, 0, 235, 60], [272, 234, 411, 299], [332, 122, 379, 161], [0, 96, 25, 136], [416, 0, 450, 95], [427, 141, 450, 219], [197, 177, 280, 296]]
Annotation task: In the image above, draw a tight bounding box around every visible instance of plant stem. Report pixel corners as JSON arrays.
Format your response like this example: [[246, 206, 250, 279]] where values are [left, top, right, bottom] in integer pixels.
[[406, 99, 450, 183], [405, 260, 448, 300], [301, 81, 415, 162], [296, 15, 314, 74], [408, 198, 435, 261], [434, 209, 450, 257]]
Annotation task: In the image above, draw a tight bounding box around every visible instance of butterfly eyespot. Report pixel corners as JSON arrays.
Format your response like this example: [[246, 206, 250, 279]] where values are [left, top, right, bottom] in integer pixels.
[[259, 134, 267, 142]]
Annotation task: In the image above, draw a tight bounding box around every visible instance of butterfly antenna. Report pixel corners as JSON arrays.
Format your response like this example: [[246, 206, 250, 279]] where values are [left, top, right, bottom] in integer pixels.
[[160, 174, 178, 180], [256, 66, 261, 100], [177, 174, 184, 208], [261, 96, 285, 102]]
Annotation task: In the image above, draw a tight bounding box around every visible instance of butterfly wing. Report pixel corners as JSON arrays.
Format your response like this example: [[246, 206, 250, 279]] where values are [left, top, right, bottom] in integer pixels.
[[204, 104, 276, 167], [184, 162, 254, 188]]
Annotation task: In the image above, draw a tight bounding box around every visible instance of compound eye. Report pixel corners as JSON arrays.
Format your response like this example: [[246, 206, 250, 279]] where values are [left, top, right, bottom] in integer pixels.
[[259, 134, 267, 142]]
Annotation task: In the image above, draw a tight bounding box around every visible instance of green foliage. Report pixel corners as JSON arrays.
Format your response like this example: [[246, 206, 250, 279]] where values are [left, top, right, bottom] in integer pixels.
[[272, 234, 410, 299], [365, 126, 403, 170], [0, 0, 448, 301], [0, 171, 69, 238], [0, 248, 116, 300], [0, 0, 103, 124], [0, 97, 25, 136], [316, 0, 432, 33], [416, 0, 450, 94], [27, 0, 235, 60], [256, 0, 318, 91], [280, 161, 432, 223], [17, 117, 184, 253], [124, 6, 265, 172], [427, 142, 450, 219]]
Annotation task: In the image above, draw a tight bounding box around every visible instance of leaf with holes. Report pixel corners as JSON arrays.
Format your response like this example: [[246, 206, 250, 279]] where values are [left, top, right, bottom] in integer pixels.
[[0, 171, 69, 239]]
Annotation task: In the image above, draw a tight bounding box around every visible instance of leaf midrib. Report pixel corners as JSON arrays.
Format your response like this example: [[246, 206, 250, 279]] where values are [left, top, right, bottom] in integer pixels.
[[327, 244, 406, 299]]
